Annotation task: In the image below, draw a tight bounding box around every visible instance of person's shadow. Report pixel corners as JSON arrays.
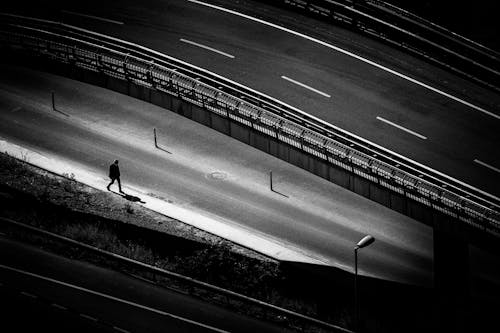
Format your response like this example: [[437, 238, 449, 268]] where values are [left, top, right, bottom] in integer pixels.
[[111, 190, 146, 204], [121, 192, 146, 204]]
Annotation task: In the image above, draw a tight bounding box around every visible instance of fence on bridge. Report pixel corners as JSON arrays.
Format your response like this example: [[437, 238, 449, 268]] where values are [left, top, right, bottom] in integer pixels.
[[0, 14, 499, 239]]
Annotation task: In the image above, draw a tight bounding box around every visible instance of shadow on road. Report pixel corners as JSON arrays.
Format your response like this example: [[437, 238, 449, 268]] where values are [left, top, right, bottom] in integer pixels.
[[121, 192, 146, 204], [111, 190, 146, 204]]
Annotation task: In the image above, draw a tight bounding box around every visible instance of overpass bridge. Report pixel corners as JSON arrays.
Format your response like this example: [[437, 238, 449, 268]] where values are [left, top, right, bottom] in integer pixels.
[[1, 1, 499, 331]]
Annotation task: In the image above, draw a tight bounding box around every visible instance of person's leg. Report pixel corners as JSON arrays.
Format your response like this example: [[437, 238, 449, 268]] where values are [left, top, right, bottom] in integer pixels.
[[107, 178, 115, 190], [117, 177, 123, 193]]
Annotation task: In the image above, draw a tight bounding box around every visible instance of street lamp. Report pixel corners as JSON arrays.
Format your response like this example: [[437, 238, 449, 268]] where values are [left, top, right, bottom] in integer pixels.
[[354, 235, 375, 331]]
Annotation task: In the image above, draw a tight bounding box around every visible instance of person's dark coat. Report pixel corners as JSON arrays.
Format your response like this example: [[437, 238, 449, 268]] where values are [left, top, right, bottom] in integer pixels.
[[109, 163, 120, 179]]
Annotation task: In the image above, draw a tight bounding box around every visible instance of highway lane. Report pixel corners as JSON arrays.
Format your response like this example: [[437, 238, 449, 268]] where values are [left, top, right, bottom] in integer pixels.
[[3, 0, 500, 198], [1, 286, 117, 333], [0, 235, 291, 333], [0, 64, 433, 286]]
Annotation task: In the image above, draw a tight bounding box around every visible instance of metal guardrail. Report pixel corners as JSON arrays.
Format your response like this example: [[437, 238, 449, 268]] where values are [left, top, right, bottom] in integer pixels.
[[0, 216, 353, 333], [271, 0, 500, 92], [0, 15, 499, 237]]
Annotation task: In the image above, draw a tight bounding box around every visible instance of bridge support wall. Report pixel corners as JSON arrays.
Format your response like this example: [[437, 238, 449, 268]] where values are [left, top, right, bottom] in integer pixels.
[[433, 229, 469, 333]]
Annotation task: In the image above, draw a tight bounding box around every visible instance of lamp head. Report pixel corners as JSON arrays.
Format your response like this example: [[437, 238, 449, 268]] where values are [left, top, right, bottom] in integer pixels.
[[356, 235, 375, 249]]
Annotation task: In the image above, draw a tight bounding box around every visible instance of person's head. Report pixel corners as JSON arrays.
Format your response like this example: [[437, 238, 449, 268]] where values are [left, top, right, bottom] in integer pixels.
[[114, 160, 119, 165]]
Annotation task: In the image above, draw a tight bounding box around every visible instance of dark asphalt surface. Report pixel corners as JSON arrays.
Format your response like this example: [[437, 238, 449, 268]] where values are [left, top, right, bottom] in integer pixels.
[[385, 0, 500, 51], [0, 235, 292, 333], [2, 0, 499, 198]]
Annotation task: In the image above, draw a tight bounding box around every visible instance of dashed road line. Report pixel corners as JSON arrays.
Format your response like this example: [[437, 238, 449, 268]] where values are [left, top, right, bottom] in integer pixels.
[[187, 0, 499, 121], [61, 10, 124, 25], [113, 326, 131, 333], [20, 291, 37, 299], [474, 159, 500, 174], [180, 38, 235, 59], [80, 313, 98, 322], [281, 75, 331, 98], [0, 264, 231, 333], [51, 303, 68, 311], [376, 116, 427, 140]]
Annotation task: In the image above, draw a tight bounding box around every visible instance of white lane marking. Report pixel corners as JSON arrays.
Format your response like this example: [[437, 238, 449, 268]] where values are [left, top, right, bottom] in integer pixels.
[[61, 10, 124, 25], [474, 159, 500, 174], [0, 264, 230, 333], [281, 76, 331, 98], [80, 313, 98, 322], [20, 291, 37, 299], [129, 273, 155, 284], [187, 0, 500, 121], [376, 116, 427, 140], [113, 327, 131, 333], [51, 303, 68, 311], [180, 38, 235, 59], [35, 16, 500, 204]]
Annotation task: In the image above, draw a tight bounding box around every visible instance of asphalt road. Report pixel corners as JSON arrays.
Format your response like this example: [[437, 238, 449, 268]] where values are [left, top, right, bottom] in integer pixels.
[[0, 64, 433, 287], [3, 0, 499, 199], [0, 235, 292, 333]]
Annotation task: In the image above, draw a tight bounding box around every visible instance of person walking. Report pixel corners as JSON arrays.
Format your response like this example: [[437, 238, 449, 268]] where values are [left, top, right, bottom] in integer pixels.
[[107, 159, 124, 193]]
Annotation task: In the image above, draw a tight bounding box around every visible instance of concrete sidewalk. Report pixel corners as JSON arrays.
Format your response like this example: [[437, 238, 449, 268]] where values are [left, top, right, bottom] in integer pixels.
[[0, 64, 433, 285]]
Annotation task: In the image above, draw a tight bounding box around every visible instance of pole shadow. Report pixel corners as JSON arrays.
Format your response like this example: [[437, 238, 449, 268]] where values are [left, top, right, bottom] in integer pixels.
[[53, 107, 70, 117], [271, 189, 289, 198], [156, 145, 172, 154]]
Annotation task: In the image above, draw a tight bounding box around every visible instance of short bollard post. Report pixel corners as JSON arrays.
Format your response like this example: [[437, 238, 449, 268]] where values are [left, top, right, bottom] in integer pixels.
[[51, 91, 56, 111], [153, 128, 172, 154], [269, 171, 273, 191], [269, 171, 289, 198]]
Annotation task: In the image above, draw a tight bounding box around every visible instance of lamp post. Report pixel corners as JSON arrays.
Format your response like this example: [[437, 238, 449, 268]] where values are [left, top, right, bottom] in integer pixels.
[[354, 235, 375, 331]]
